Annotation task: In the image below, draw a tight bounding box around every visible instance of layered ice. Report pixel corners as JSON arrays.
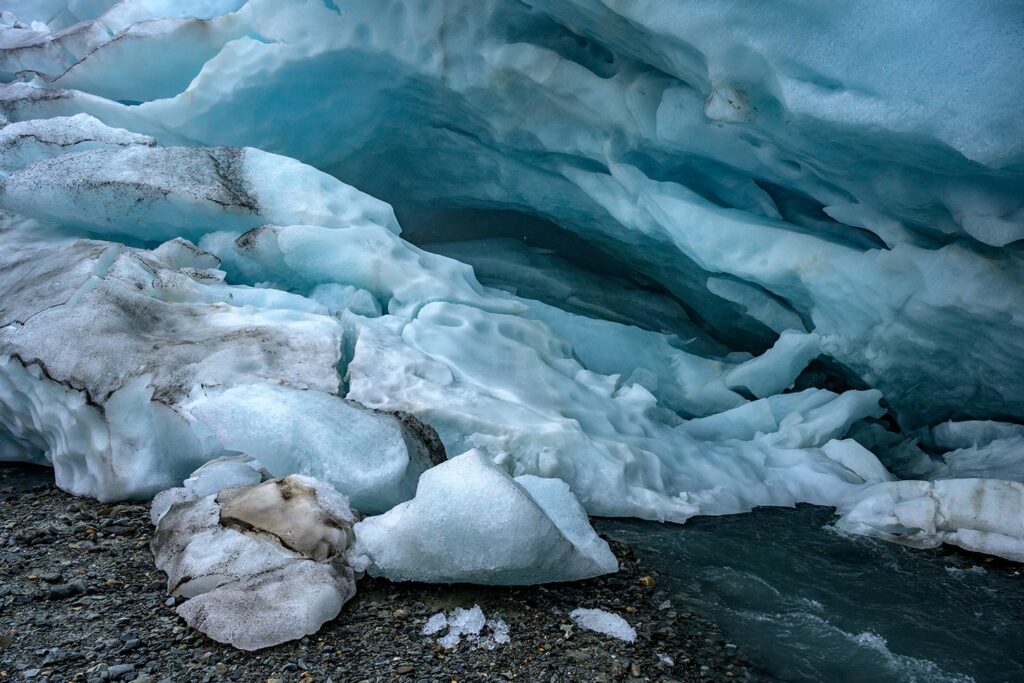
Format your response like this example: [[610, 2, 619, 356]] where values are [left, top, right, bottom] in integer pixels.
[[0, 200, 438, 506], [836, 479, 1024, 563], [1, 0, 1023, 566]]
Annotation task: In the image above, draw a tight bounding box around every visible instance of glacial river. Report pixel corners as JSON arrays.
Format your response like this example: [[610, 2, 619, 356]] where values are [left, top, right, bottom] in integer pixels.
[[600, 506, 1022, 682]]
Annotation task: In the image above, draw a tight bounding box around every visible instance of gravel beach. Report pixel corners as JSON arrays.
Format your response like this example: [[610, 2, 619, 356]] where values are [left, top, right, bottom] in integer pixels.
[[0, 463, 765, 682]]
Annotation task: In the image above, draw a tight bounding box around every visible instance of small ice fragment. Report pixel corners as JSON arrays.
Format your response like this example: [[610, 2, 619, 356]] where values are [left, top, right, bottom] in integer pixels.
[[422, 612, 448, 636], [479, 618, 511, 649], [437, 631, 461, 650], [427, 606, 510, 650], [436, 605, 486, 649], [569, 608, 637, 642], [488, 618, 511, 645]]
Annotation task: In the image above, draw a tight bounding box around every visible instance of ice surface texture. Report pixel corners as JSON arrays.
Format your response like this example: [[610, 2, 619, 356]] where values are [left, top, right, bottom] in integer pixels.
[[151, 473, 357, 650], [1, 1, 1023, 563]]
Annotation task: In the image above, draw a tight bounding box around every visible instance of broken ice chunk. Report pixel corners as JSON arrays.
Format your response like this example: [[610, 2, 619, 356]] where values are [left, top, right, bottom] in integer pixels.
[[151, 474, 357, 650], [349, 449, 618, 585], [570, 608, 637, 643], [422, 606, 510, 650], [437, 606, 486, 649], [186, 384, 444, 514], [835, 478, 1024, 562], [422, 612, 448, 636]]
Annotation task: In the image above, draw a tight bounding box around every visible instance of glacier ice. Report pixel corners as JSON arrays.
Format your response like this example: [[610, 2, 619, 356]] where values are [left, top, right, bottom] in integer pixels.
[[0, 0, 1022, 570], [349, 449, 618, 584], [836, 479, 1024, 563], [151, 474, 358, 650], [0, 212, 440, 505]]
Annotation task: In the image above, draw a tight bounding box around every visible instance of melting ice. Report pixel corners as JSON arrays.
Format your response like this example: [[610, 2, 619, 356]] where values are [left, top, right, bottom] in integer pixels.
[[1, 0, 1023, 600]]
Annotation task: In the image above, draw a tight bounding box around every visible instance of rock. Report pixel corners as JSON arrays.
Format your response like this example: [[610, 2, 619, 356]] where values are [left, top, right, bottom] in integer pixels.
[[108, 663, 135, 679], [47, 579, 86, 600]]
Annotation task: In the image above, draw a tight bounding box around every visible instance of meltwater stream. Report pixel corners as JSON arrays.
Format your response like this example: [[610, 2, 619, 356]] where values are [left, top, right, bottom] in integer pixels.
[[599, 506, 1023, 682]]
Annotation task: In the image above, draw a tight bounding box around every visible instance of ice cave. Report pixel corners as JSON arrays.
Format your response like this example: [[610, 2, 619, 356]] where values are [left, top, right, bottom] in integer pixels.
[[0, 1, 1022, 680]]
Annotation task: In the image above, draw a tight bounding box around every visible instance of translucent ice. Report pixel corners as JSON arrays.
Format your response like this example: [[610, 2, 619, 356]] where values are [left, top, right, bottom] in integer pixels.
[[422, 606, 510, 650]]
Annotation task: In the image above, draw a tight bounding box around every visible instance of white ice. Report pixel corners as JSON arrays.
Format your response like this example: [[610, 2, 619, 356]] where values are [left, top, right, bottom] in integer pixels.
[[422, 606, 510, 650], [836, 479, 1024, 562], [349, 450, 618, 585], [570, 608, 637, 643]]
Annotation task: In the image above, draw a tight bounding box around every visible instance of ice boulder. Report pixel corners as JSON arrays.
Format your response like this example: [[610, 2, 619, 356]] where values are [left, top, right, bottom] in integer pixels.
[[0, 219, 444, 507], [151, 474, 357, 650], [349, 450, 618, 585], [836, 478, 1024, 562]]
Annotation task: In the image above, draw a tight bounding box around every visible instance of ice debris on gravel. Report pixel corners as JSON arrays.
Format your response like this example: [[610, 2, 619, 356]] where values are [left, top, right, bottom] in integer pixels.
[[570, 608, 637, 643], [423, 606, 510, 650]]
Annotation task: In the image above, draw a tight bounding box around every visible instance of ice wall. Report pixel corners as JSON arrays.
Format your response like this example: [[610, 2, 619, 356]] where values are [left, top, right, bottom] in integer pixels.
[[1, 1, 1023, 561]]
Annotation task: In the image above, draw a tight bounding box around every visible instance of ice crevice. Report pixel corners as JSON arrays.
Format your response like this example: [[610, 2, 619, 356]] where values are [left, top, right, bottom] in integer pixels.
[[0, 0, 1022, 620]]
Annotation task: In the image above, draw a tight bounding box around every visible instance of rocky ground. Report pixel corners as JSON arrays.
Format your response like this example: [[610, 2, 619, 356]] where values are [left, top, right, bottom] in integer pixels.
[[0, 463, 766, 682]]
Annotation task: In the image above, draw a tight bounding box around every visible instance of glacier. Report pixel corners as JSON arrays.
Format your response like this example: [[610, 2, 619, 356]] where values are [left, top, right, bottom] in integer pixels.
[[1, 0, 1023, 596]]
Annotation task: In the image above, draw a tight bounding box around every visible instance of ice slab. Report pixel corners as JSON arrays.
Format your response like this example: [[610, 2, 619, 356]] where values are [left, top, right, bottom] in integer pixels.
[[836, 479, 1024, 563], [0, 226, 439, 507], [350, 450, 618, 585]]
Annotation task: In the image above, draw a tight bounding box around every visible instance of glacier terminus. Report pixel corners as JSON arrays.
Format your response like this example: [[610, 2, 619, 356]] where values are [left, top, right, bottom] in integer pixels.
[[0, 0, 1022, 672]]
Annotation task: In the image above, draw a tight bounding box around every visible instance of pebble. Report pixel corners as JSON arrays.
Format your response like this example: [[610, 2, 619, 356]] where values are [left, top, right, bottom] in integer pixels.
[[109, 663, 136, 679]]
